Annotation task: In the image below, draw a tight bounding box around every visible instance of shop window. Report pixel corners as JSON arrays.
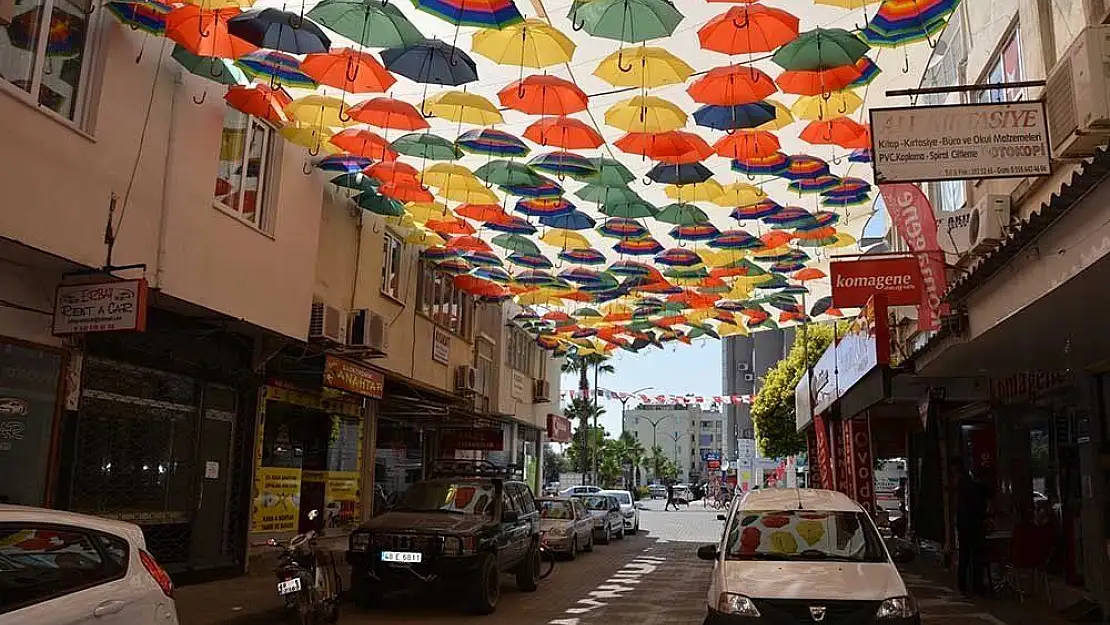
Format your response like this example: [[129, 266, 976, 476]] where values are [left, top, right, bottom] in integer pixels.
[[214, 107, 277, 233], [0, 341, 63, 507], [380, 232, 403, 299], [374, 420, 424, 511], [507, 326, 534, 373], [977, 27, 1024, 103], [0, 526, 126, 614], [417, 260, 473, 337], [0, 0, 94, 123], [932, 180, 966, 213]]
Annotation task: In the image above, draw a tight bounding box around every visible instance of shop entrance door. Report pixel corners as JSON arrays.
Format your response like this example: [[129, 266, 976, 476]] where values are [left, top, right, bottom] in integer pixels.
[[189, 385, 237, 570]]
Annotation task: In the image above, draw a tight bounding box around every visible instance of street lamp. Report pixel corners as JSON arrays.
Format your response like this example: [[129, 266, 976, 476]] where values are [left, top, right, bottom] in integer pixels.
[[634, 413, 671, 482], [618, 387, 653, 486], [667, 431, 682, 482]]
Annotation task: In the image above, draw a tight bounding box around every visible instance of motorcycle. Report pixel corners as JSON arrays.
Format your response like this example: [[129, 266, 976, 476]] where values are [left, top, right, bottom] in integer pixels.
[[267, 509, 342, 625]]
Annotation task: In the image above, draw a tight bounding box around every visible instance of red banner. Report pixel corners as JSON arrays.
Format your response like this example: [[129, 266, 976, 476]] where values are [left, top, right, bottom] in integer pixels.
[[814, 415, 833, 491], [830, 256, 923, 308], [846, 418, 875, 514], [879, 183, 950, 330], [546, 413, 572, 443]]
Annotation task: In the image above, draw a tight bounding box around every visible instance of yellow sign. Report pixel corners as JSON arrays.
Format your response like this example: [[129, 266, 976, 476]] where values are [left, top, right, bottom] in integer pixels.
[[251, 467, 301, 533]]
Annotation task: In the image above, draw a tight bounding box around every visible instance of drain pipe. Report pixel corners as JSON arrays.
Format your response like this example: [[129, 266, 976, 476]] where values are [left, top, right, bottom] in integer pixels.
[[154, 67, 181, 289]]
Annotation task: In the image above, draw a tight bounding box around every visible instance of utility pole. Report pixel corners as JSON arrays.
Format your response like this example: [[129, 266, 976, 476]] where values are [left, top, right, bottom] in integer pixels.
[[618, 387, 652, 486], [592, 364, 600, 486], [667, 431, 682, 482]]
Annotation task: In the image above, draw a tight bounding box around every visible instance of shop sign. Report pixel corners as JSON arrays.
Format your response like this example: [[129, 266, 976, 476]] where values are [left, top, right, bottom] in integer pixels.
[[814, 415, 833, 490], [989, 371, 1070, 405], [441, 427, 504, 451], [53, 279, 149, 335], [837, 295, 891, 396], [830, 256, 922, 308], [846, 418, 875, 514], [795, 370, 814, 431], [250, 467, 301, 533], [546, 413, 572, 442], [880, 183, 950, 331], [811, 345, 839, 416], [511, 370, 528, 401], [870, 101, 1051, 183], [432, 327, 451, 364], [323, 355, 384, 399]]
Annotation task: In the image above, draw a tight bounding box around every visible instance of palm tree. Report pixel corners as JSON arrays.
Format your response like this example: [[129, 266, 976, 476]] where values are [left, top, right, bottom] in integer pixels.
[[617, 431, 646, 486], [563, 398, 604, 476], [561, 352, 615, 482], [649, 445, 669, 483]]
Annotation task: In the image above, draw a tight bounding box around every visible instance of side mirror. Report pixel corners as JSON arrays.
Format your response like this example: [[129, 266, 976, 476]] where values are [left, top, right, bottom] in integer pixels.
[[891, 546, 916, 564], [716, 514, 727, 521], [503, 510, 520, 523], [696, 544, 719, 561]]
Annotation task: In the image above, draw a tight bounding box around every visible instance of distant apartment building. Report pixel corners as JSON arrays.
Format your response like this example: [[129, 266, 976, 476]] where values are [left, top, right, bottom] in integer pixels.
[[721, 329, 794, 460], [623, 404, 724, 483]]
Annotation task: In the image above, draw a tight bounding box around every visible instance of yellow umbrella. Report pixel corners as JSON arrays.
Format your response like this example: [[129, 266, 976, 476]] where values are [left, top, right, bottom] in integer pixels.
[[829, 232, 858, 248], [792, 91, 864, 121], [388, 213, 417, 229], [404, 229, 446, 247], [605, 95, 687, 133], [699, 249, 748, 268], [518, 289, 563, 306], [713, 183, 767, 207], [725, 281, 754, 300], [471, 18, 576, 68], [540, 229, 591, 250], [419, 163, 478, 188], [279, 123, 340, 154], [665, 180, 725, 203], [601, 302, 632, 318], [437, 185, 500, 204], [420, 91, 503, 126], [686, 309, 717, 324], [594, 47, 695, 88], [815, 0, 881, 7], [717, 321, 749, 337], [757, 99, 795, 131], [285, 95, 358, 129], [405, 201, 454, 223]]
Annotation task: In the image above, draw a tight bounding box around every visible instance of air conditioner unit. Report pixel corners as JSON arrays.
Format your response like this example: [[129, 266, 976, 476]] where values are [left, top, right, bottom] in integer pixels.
[[968, 194, 1012, 254], [1046, 26, 1110, 158], [743, 373, 755, 382], [533, 379, 550, 403], [347, 309, 388, 354], [309, 301, 345, 343], [737, 362, 750, 371], [455, 365, 479, 394]]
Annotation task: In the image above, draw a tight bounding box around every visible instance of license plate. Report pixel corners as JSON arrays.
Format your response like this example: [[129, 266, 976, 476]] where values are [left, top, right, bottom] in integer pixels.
[[381, 551, 422, 564], [277, 578, 301, 595]]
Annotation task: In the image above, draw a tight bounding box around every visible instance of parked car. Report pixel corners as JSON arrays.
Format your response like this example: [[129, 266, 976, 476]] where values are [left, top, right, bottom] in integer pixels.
[[535, 497, 594, 558], [346, 461, 542, 615], [573, 494, 624, 544], [697, 488, 919, 625], [559, 485, 601, 498], [0, 504, 178, 624], [599, 489, 642, 534], [649, 484, 667, 499]]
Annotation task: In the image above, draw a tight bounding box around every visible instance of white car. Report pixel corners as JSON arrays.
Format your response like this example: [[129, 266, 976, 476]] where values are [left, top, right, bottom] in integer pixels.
[[559, 485, 601, 498], [697, 489, 919, 625], [599, 489, 641, 534], [0, 504, 178, 624]]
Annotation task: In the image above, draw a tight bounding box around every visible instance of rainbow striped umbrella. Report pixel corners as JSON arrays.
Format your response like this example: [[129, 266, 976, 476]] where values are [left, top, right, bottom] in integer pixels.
[[731, 152, 790, 176], [804, 211, 842, 229], [484, 215, 538, 234], [823, 177, 872, 198], [850, 56, 882, 87], [764, 207, 816, 228], [507, 253, 554, 269], [598, 218, 649, 239], [731, 198, 784, 220], [413, 0, 523, 29], [558, 248, 607, 265], [108, 0, 173, 34], [500, 179, 564, 198], [788, 175, 841, 194], [540, 211, 596, 230], [472, 266, 513, 283], [781, 155, 831, 180], [436, 257, 474, 275], [529, 151, 598, 178], [710, 230, 764, 250], [823, 193, 871, 208], [655, 248, 702, 267], [608, 260, 655, 277], [849, 148, 873, 163], [515, 269, 558, 286], [862, 0, 958, 48], [560, 267, 607, 285], [613, 237, 664, 256], [237, 51, 317, 88], [316, 154, 373, 173], [465, 250, 506, 267], [423, 246, 463, 260], [515, 197, 575, 217], [670, 224, 720, 242], [457, 128, 531, 157]]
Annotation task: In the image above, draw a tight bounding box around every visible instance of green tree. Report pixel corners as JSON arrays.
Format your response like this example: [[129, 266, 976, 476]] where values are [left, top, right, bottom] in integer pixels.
[[612, 431, 645, 486], [751, 321, 847, 459], [561, 354, 615, 478], [543, 445, 567, 483], [648, 445, 669, 483]]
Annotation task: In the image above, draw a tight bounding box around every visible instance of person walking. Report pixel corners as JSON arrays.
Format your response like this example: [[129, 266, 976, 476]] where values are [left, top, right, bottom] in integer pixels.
[[953, 457, 991, 596], [664, 482, 678, 511]]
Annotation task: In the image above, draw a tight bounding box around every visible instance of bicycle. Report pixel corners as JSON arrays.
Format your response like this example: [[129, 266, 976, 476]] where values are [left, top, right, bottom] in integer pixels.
[[539, 537, 556, 580]]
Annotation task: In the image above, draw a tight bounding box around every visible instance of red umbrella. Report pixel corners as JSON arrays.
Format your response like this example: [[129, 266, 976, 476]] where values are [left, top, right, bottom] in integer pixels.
[[379, 181, 433, 203], [427, 219, 477, 236], [300, 48, 396, 93], [523, 117, 604, 149], [456, 203, 508, 221], [698, 5, 800, 55], [498, 75, 588, 115], [843, 125, 872, 149], [330, 128, 398, 160], [800, 117, 867, 148], [224, 84, 290, 125], [687, 65, 777, 105], [346, 97, 429, 130], [615, 131, 713, 164], [364, 160, 419, 184], [166, 5, 257, 58], [447, 236, 493, 253], [776, 66, 862, 96], [454, 275, 507, 298], [714, 130, 780, 159]]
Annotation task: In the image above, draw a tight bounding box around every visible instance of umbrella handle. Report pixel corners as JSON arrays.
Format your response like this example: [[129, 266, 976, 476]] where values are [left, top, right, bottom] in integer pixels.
[[346, 57, 360, 82], [308, 143, 321, 156], [210, 62, 224, 78], [838, 98, 847, 114], [903, 53, 909, 73], [338, 101, 352, 122], [303, 161, 314, 175], [617, 50, 633, 73], [192, 90, 207, 104], [641, 175, 652, 186], [517, 81, 527, 98]]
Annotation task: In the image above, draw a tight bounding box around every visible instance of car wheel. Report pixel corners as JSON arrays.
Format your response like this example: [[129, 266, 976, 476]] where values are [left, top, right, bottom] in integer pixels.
[[468, 553, 500, 614], [599, 524, 610, 544], [583, 532, 594, 552], [515, 542, 541, 592], [568, 535, 577, 560]]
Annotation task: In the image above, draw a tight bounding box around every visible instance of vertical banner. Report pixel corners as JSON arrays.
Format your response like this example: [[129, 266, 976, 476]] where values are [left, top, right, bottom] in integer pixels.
[[814, 415, 833, 491], [847, 417, 875, 514], [879, 183, 950, 330], [833, 420, 849, 495]]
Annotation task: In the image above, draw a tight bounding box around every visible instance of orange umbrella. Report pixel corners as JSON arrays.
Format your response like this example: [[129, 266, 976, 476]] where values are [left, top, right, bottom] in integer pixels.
[[498, 75, 588, 115], [698, 5, 800, 55], [300, 48, 396, 93], [330, 129, 398, 160], [687, 65, 777, 106], [776, 66, 862, 96], [166, 6, 257, 58], [615, 131, 713, 164], [793, 267, 826, 281], [761, 230, 793, 248], [346, 97, 428, 130], [456, 203, 508, 221], [379, 182, 432, 203], [714, 130, 780, 159], [559, 290, 596, 302], [668, 291, 719, 309], [843, 125, 872, 149], [795, 226, 838, 240], [427, 219, 476, 236], [455, 276, 508, 298], [800, 117, 867, 147], [446, 235, 493, 253], [364, 160, 419, 184], [523, 117, 604, 149], [224, 84, 290, 125]]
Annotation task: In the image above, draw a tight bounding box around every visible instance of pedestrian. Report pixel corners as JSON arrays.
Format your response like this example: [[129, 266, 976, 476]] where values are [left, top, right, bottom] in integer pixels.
[[664, 482, 678, 511], [953, 457, 991, 596]]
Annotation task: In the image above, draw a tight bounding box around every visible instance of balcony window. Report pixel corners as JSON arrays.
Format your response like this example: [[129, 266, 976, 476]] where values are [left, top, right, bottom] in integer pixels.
[[214, 107, 277, 233], [507, 326, 534, 373], [0, 0, 94, 122], [417, 260, 472, 337], [381, 232, 403, 299], [977, 27, 1024, 104]]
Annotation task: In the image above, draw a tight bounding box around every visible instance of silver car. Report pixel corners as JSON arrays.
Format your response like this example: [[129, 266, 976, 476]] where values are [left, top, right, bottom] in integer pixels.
[[575, 494, 624, 544], [536, 497, 594, 558], [600, 489, 642, 534]]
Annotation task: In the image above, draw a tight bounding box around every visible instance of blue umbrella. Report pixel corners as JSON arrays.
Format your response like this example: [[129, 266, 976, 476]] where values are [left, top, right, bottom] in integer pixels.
[[693, 102, 776, 131], [457, 128, 530, 157], [316, 154, 372, 173], [381, 38, 478, 86], [500, 179, 564, 198], [540, 211, 596, 230], [227, 9, 331, 54], [484, 216, 538, 235], [646, 162, 713, 185]]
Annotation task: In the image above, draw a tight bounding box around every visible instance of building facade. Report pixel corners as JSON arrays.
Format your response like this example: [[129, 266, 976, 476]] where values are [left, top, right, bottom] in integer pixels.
[[623, 404, 724, 483], [722, 329, 794, 460]]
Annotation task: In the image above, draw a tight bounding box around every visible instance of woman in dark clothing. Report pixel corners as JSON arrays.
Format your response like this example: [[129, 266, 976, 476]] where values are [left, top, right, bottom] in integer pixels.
[[953, 458, 992, 596]]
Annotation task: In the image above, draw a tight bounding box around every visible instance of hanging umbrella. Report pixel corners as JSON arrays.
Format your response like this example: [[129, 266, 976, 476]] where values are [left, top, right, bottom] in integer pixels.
[[757, 99, 795, 131], [540, 211, 596, 231], [671, 224, 720, 242], [306, 0, 423, 48], [331, 128, 398, 160], [600, 198, 658, 219], [776, 65, 863, 95], [171, 44, 249, 85], [355, 191, 405, 216], [286, 95, 359, 128], [165, 6, 258, 58], [329, 172, 378, 192], [713, 130, 780, 160], [474, 160, 543, 187], [849, 148, 872, 163], [788, 175, 842, 194], [571, 0, 683, 44], [236, 50, 317, 88], [391, 133, 463, 160], [540, 229, 591, 250], [411, 0, 523, 28], [604, 95, 687, 133], [697, 4, 799, 55], [529, 151, 598, 178], [109, 0, 173, 34], [687, 65, 777, 106], [559, 248, 608, 265], [436, 257, 474, 275], [693, 102, 776, 131], [365, 161, 420, 185], [593, 46, 694, 88], [584, 158, 637, 187], [731, 152, 790, 176], [498, 75, 589, 115], [576, 184, 639, 205], [346, 97, 428, 130], [598, 218, 649, 239], [225, 84, 290, 124], [471, 17, 576, 67], [615, 131, 713, 163], [464, 249, 504, 265], [800, 117, 868, 147], [523, 117, 604, 150], [863, 0, 958, 48], [773, 27, 870, 71], [454, 203, 505, 221], [646, 162, 713, 185], [851, 55, 882, 87], [227, 8, 331, 54], [782, 155, 831, 180], [427, 216, 476, 236], [713, 182, 766, 207], [731, 198, 783, 220], [608, 260, 654, 278], [711, 229, 764, 250], [508, 254, 556, 271], [613, 237, 664, 256], [515, 197, 575, 218], [458, 128, 531, 157], [655, 202, 709, 225], [656, 248, 703, 267], [492, 233, 542, 256], [447, 236, 493, 253], [501, 179, 564, 198], [664, 180, 725, 203], [301, 48, 396, 93], [421, 90, 503, 125], [514, 269, 558, 286], [792, 91, 864, 121], [380, 181, 434, 203], [317, 154, 373, 173], [381, 39, 478, 86]]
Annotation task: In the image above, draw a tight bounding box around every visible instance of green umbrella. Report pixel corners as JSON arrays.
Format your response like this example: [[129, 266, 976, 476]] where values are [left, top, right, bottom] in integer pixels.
[[572, 0, 683, 44], [600, 198, 657, 219], [772, 28, 871, 71], [330, 172, 379, 192], [727, 259, 768, 277], [654, 203, 709, 226], [475, 160, 544, 187], [575, 183, 639, 205], [171, 45, 248, 85], [391, 132, 462, 161], [663, 267, 710, 279], [306, 0, 424, 48], [355, 191, 405, 216], [491, 233, 542, 256], [578, 157, 636, 186]]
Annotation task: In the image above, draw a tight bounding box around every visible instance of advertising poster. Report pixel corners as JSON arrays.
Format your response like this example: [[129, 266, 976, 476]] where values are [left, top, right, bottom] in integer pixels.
[[251, 467, 301, 533]]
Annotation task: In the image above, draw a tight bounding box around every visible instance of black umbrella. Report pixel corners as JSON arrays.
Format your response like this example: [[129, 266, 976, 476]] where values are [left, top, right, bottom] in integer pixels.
[[645, 162, 713, 185], [381, 38, 478, 86], [228, 9, 331, 55], [810, 295, 834, 317]]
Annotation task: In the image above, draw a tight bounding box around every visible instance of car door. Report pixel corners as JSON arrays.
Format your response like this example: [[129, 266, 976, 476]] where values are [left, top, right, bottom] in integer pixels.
[[608, 497, 622, 531], [572, 499, 591, 538], [507, 483, 535, 558], [0, 523, 148, 625], [496, 487, 520, 570]]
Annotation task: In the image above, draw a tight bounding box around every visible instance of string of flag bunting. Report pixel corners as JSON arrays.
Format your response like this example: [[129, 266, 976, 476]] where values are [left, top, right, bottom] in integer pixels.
[[561, 389, 753, 406]]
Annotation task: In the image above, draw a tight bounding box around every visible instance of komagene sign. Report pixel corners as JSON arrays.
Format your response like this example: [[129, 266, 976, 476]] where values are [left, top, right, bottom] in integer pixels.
[[830, 256, 922, 308]]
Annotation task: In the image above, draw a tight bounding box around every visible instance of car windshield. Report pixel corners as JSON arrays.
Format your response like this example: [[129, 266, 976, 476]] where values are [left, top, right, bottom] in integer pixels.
[[580, 495, 611, 511], [606, 492, 632, 505], [538, 500, 573, 520], [724, 510, 886, 563], [392, 482, 495, 516]]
